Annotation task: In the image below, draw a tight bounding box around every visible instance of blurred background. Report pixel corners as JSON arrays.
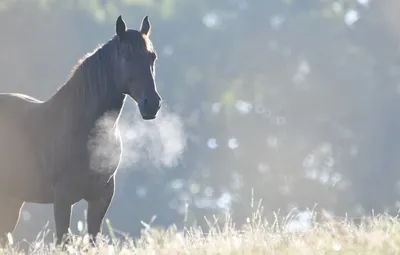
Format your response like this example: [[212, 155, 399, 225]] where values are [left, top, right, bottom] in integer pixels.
[[1, 0, 400, 245]]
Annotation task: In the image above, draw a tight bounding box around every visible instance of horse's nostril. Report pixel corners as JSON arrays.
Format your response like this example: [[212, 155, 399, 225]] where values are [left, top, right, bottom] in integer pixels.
[[143, 98, 148, 106]]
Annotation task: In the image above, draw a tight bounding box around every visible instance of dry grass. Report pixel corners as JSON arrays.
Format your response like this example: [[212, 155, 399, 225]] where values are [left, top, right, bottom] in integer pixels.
[[3, 210, 400, 254]]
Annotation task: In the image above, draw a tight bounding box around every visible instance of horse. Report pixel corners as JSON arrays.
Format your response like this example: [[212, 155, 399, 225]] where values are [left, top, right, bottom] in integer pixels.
[[0, 15, 161, 246]]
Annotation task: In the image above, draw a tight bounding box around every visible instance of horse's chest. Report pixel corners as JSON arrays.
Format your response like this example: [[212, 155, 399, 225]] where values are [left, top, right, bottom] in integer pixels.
[[87, 130, 122, 173], [75, 172, 114, 200]]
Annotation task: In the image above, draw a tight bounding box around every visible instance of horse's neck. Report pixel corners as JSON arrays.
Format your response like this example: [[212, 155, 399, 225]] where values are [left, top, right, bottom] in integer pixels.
[[45, 56, 125, 138], [36, 78, 125, 172], [52, 84, 125, 135], [82, 89, 125, 131]]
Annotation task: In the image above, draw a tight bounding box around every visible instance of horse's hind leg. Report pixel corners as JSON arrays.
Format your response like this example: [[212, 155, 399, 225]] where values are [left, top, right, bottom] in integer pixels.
[[0, 196, 24, 247]]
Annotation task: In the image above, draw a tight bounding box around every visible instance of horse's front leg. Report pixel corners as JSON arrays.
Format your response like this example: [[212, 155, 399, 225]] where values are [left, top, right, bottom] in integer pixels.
[[54, 180, 81, 246], [86, 176, 115, 245]]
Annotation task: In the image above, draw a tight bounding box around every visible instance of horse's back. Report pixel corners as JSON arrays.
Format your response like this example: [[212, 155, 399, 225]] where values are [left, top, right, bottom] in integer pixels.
[[0, 92, 41, 109], [0, 93, 41, 132]]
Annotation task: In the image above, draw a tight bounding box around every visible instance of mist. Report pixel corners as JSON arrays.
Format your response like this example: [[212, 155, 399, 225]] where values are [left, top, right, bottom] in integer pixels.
[[88, 105, 187, 174]]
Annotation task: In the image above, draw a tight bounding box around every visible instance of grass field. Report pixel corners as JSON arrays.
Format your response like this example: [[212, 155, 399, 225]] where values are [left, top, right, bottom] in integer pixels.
[[3, 209, 400, 254]]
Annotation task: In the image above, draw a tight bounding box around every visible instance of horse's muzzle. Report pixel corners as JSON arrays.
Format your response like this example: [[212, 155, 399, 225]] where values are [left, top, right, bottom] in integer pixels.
[[142, 115, 156, 120], [138, 96, 161, 121]]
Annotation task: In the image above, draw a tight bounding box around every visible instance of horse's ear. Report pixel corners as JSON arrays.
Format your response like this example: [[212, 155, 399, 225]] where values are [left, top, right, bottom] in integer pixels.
[[116, 15, 127, 40], [140, 16, 151, 36]]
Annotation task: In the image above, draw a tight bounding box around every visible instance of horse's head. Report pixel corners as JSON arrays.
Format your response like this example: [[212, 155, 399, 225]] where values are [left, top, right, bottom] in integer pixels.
[[114, 15, 161, 120]]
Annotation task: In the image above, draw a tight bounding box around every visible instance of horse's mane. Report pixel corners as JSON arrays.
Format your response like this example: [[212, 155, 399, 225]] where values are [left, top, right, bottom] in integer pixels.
[[53, 36, 118, 102]]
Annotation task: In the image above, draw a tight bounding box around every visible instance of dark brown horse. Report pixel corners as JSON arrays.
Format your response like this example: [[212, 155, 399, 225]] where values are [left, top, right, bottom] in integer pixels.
[[0, 15, 161, 245]]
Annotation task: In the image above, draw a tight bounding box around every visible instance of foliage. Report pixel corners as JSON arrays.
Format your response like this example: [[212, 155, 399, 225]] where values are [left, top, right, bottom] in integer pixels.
[[4, 211, 400, 254]]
